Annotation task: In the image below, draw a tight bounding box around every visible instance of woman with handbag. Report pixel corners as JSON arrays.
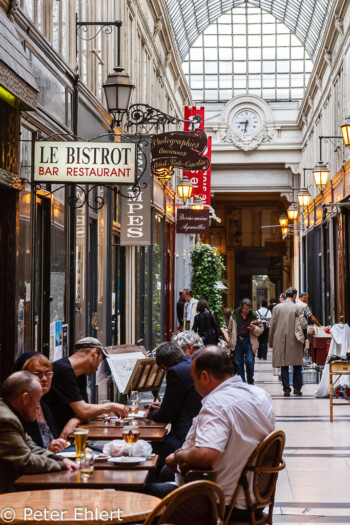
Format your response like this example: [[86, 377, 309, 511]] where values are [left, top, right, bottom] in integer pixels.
[[192, 299, 224, 346]]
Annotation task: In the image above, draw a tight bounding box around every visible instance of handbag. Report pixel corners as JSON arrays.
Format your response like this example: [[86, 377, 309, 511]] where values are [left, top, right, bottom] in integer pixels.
[[295, 312, 305, 343]]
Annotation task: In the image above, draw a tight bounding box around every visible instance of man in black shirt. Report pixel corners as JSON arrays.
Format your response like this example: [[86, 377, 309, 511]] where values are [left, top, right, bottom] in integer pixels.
[[176, 290, 185, 329], [44, 337, 128, 436]]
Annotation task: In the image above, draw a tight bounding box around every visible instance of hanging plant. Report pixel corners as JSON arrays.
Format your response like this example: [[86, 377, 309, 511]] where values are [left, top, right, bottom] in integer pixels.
[[189, 243, 226, 324]]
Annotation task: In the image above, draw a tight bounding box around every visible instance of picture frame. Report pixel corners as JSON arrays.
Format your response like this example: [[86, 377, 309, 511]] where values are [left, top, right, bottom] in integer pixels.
[[209, 228, 226, 252]]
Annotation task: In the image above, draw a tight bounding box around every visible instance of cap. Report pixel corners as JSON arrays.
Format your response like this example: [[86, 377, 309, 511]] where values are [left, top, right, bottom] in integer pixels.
[[75, 337, 107, 358]]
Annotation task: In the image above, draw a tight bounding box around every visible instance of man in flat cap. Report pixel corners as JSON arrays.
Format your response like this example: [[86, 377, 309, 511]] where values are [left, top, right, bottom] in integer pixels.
[[44, 337, 128, 437]]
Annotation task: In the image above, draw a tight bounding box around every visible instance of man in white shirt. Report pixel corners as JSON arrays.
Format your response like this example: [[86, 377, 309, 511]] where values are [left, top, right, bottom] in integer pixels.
[[183, 289, 199, 330], [145, 347, 275, 520]]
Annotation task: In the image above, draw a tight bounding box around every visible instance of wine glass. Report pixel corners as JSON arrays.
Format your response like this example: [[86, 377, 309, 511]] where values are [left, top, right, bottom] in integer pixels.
[[129, 390, 139, 416]]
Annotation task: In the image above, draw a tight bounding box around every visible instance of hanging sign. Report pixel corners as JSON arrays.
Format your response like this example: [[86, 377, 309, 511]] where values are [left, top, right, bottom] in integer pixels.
[[176, 209, 210, 234], [184, 106, 212, 206], [120, 136, 152, 246], [151, 130, 210, 173], [34, 141, 136, 183]]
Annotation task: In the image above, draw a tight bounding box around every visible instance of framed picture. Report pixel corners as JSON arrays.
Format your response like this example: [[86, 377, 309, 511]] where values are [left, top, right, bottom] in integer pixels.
[[209, 228, 226, 252]]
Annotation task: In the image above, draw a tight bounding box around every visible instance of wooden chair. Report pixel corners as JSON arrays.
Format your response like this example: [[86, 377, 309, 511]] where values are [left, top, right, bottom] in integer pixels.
[[184, 469, 217, 483], [224, 430, 286, 525], [143, 480, 226, 525]]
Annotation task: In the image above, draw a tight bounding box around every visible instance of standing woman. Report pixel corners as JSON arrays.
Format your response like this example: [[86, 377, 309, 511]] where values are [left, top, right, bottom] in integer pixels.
[[192, 299, 224, 346]]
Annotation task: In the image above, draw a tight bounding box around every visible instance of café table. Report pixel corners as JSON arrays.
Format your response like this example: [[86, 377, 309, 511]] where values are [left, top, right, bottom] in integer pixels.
[[94, 455, 158, 470], [72, 425, 167, 441], [0, 489, 161, 524], [14, 469, 149, 491], [89, 418, 168, 428]]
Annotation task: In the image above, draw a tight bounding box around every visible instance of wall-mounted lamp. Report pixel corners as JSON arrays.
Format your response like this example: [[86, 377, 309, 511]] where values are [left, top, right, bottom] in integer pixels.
[[279, 214, 288, 227], [341, 115, 350, 147], [313, 161, 330, 191], [191, 198, 205, 210], [287, 203, 298, 221], [176, 175, 193, 202], [297, 187, 311, 207], [281, 226, 289, 236]]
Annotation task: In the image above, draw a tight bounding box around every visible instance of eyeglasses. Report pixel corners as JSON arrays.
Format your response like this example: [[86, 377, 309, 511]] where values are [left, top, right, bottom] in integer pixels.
[[32, 371, 53, 379]]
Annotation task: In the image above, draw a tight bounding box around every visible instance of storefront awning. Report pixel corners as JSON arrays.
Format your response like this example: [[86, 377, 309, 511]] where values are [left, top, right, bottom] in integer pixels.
[[0, 10, 38, 110]]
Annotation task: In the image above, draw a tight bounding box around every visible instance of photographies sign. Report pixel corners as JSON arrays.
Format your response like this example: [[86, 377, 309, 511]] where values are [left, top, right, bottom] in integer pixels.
[[34, 141, 136, 184], [176, 209, 210, 234], [151, 130, 210, 173]]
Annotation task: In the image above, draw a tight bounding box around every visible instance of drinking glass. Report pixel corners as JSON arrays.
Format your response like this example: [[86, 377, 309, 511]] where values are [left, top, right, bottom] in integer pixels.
[[122, 421, 140, 457], [74, 428, 89, 459], [79, 452, 95, 482], [129, 390, 139, 415], [101, 399, 110, 425]]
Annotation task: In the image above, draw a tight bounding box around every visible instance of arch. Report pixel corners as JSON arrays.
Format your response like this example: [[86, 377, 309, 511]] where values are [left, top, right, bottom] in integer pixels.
[[165, 0, 333, 61]]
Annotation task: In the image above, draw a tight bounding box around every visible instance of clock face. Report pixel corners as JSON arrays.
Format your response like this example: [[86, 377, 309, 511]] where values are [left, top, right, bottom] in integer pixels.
[[234, 110, 260, 135]]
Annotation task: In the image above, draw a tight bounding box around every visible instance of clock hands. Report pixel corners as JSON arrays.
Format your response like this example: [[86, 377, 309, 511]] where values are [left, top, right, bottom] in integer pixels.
[[238, 120, 249, 133]]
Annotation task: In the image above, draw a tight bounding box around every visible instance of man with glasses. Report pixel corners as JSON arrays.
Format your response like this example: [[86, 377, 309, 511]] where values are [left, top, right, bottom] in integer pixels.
[[44, 337, 128, 435], [227, 299, 263, 385]]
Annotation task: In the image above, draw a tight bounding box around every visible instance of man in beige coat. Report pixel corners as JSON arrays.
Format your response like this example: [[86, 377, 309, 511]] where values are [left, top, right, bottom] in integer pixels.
[[269, 287, 307, 397], [227, 298, 263, 385], [0, 371, 77, 493]]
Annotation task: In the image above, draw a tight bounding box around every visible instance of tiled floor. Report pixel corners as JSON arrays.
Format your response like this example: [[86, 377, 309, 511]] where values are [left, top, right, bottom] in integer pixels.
[[255, 351, 350, 524]]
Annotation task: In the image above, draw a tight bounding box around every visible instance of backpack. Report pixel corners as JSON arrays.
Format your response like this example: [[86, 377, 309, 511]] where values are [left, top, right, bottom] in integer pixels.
[[259, 308, 270, 329]]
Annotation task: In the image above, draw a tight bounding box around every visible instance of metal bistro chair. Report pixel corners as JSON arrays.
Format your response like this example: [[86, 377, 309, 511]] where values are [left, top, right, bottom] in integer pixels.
[[224, 430, 286, 525], [143, 480, 226, 525]]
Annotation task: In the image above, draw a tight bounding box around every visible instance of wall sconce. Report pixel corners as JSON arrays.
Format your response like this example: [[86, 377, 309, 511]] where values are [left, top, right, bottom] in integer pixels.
[[313, 161, 330, 191], [281, 226, 289, 236], [341, 115, 350, 147], [297, 187, 311, 207]]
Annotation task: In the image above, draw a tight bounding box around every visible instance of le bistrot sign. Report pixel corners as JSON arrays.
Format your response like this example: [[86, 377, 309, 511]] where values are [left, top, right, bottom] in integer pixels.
[[34, 141, 136, 184]]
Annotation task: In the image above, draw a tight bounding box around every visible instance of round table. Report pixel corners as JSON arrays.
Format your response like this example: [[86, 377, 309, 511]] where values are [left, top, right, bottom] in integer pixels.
[[0, 489, 161, 524]]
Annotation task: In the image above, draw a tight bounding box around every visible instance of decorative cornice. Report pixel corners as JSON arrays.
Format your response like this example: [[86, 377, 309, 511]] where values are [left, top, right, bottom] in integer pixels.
[[285, 163, 300, 175], [218, 124, 275, 151], [0, 62, 37, 109]]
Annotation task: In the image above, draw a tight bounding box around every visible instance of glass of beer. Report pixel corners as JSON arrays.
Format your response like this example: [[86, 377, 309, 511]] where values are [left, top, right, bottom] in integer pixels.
[[79, 452, 95, 482], [74, 428, 89, 459], [122, 422, 140, 456]]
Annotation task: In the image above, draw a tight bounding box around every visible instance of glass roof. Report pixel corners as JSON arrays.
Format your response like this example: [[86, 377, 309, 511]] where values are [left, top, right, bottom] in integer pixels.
[[165, 0, 333, 61], [183, 5, 312, 102]]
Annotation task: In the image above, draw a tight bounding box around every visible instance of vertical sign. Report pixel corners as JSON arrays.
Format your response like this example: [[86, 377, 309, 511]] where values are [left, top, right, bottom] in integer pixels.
[[120, 136, 152, 246], [184, 106, 211, 206]]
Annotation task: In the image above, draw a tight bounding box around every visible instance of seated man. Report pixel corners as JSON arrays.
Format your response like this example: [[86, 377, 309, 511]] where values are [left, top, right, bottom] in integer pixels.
[[44, 337, 128, 436], [171, 330, 204, 356], [0, 371, 77, 493], [145, 343, 202, 474], [145, 346, 275, 521]]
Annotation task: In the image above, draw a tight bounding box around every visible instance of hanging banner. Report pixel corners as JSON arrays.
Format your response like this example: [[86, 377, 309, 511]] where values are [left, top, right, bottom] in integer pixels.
[[120, 136, 152, 246], [34, 141, 136, 183], [151, 129, 210, 173], [176, 209, 210, 234], [184, 106, 205, 131], [184, 107, 212, 206]]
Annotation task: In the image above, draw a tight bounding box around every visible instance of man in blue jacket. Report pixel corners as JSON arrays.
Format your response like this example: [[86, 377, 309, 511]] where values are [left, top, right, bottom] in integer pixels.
[[145, 342, 202, 476]]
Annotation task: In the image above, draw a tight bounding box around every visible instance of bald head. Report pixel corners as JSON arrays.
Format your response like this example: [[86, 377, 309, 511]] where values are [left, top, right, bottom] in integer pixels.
[[192, 346, 236, 380]]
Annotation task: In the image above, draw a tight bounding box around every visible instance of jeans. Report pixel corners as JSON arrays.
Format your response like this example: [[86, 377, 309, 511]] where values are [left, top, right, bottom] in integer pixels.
[[257, 328, 269, 359], [281, 365, 303, 392], [234, 337, 255, 384]]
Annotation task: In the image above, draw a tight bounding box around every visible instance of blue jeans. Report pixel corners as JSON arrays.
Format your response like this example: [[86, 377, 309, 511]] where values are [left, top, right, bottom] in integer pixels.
[[281, 365, 303, 392], [257, 328, 269, 359], [234, 337, 255, 384]]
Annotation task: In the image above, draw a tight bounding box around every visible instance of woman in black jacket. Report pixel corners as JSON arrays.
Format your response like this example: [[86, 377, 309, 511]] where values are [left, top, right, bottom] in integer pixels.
[[192, 299, 224, 346]]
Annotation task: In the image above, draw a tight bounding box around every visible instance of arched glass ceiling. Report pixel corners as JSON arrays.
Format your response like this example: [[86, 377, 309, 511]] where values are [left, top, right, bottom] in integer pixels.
[[165, 0, 333, 61], [183, 5, 313, 102]]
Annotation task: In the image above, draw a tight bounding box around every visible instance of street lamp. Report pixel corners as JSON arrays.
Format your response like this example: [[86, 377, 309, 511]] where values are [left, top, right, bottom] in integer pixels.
[[287, 203, 298, 221], [176, 175, 193, 202], [281, 226, 289, 236], [313, 161, 330, 191], [102, 66, 135, 127], [279, 214, 288, 227]]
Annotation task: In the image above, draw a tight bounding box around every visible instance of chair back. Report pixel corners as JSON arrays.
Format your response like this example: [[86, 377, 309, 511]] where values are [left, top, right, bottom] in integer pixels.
[[143, 480, 225, 525], [185, 469, 217, 483], [224, 429, 286, 525]]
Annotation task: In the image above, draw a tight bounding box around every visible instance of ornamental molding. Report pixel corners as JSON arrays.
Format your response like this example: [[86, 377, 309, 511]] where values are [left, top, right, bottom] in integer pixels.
[[0, 62, 37, 109], [285, 163, 300, 175], [217, 123, 275, 151], [280, 191, 294, 202]]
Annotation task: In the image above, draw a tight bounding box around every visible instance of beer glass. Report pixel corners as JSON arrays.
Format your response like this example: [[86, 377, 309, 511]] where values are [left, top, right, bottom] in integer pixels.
[[74, 428, 89, 459], [79, 452, 95, 482], [122, 421, 140, 456]]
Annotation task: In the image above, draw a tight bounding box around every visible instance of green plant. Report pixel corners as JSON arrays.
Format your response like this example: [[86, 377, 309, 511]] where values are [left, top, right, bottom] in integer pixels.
[[189, 244, 226, 324]]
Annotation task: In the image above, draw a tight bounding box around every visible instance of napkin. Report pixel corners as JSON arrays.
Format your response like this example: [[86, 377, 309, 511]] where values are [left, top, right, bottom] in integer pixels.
[[103, 439, 152, 457]]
